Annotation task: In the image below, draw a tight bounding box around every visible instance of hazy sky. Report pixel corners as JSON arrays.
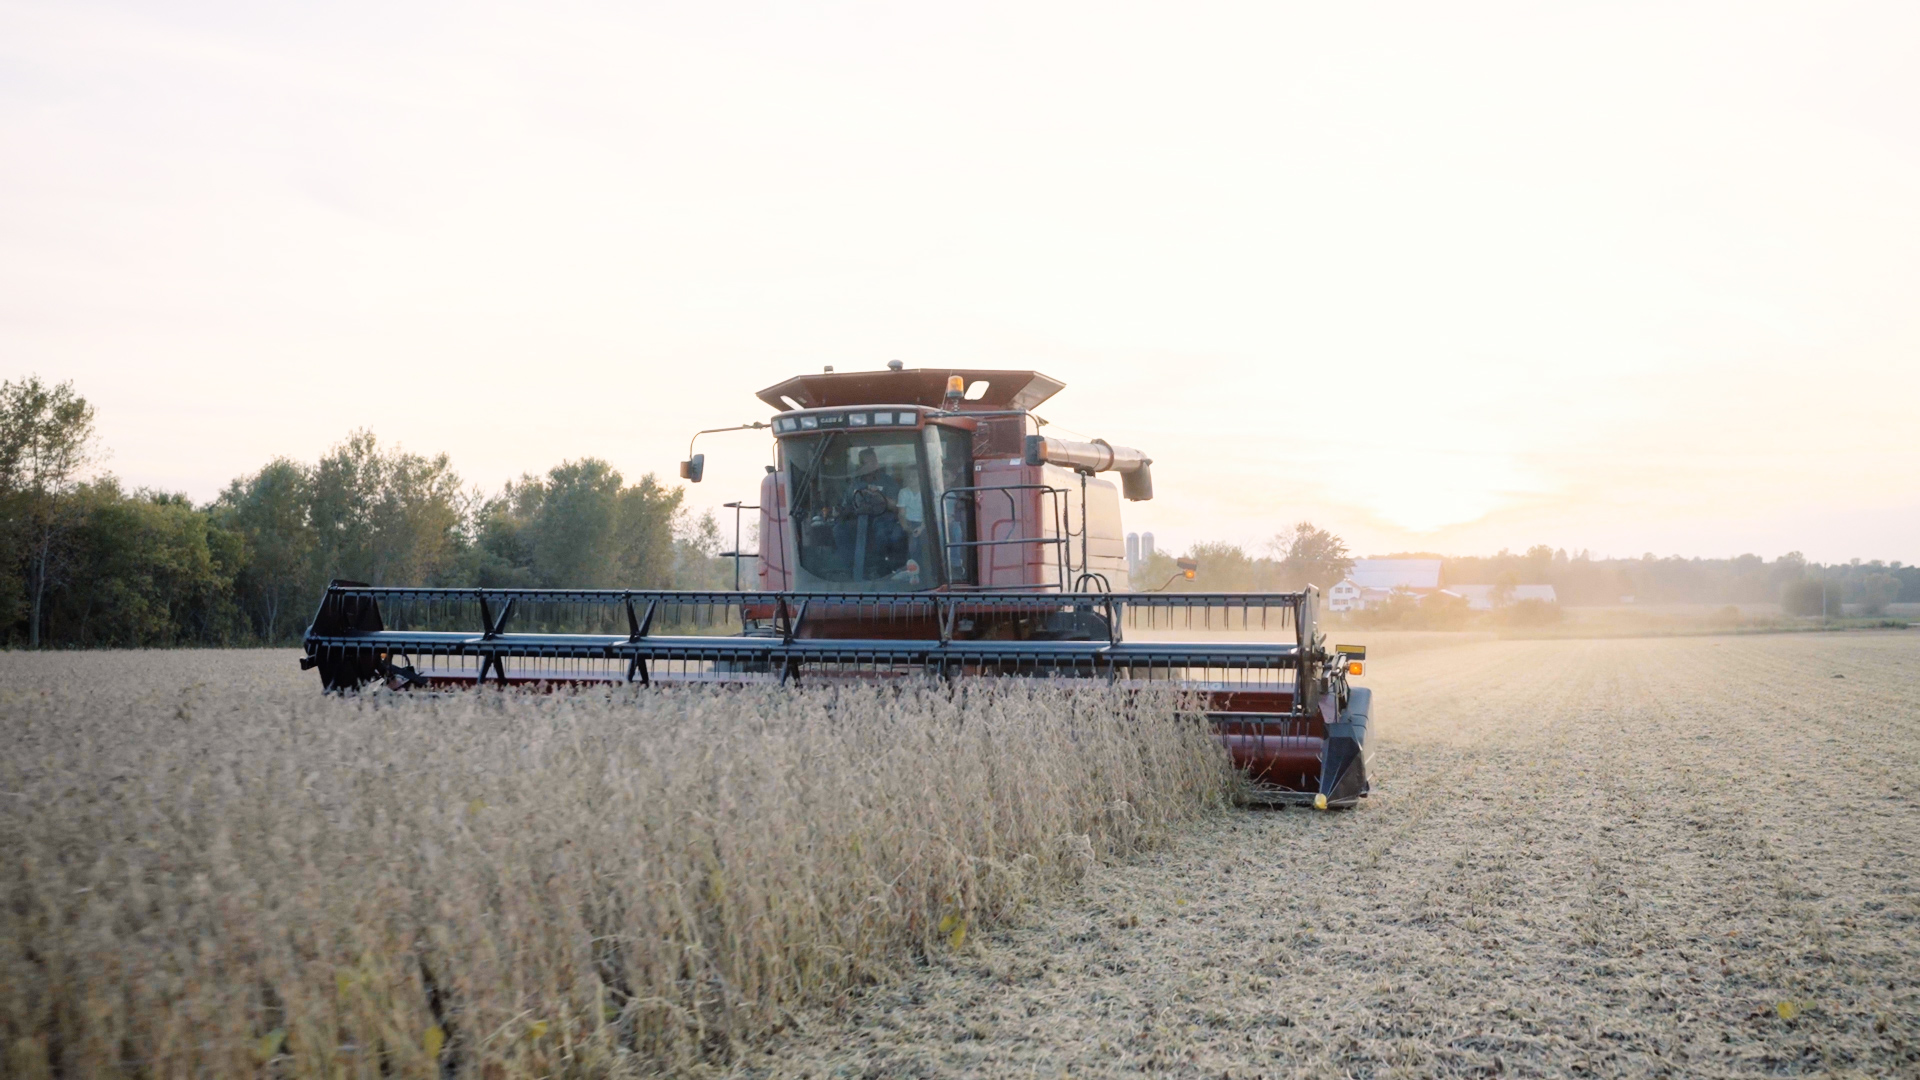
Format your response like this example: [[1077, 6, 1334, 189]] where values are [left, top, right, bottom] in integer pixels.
[[4, 1, 1916, 563]]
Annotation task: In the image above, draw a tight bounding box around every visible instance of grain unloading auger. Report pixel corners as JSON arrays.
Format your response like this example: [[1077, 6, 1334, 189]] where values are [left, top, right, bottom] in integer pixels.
[[300, 365, 1372, 808]]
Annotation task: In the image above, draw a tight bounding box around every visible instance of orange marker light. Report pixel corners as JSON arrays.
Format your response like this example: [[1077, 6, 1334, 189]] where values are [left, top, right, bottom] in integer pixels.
[[1347, 660, 1364, 676]]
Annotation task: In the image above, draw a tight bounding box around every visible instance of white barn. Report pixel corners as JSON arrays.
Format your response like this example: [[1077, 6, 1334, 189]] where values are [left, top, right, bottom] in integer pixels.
[[1327, 559, 1443, 612]]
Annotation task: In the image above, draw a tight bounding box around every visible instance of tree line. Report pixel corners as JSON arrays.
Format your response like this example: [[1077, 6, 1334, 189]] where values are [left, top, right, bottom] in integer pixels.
[[1, 377, 736, 648], [1414, 545, 1917, 613], [1145, 535, 1918, 614], [5, 374, 1912, 648], [1135, 522, 1357, 594]]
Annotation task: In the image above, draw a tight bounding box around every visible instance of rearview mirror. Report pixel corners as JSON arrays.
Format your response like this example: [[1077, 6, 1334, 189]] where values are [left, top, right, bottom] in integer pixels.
[[679, 454, 705, 483]]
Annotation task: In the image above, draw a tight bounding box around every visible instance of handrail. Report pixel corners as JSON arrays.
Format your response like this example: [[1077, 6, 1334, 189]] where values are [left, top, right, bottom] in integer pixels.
[[939, 483, 1073, 591]]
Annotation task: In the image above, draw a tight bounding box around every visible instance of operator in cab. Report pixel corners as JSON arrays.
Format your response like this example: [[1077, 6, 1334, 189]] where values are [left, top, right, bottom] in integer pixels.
[[826, 447, 926, 586]]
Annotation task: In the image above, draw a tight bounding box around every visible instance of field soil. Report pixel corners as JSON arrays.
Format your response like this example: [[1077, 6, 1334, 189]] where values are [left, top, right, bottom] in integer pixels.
[[728, 631, 1920, 1079]]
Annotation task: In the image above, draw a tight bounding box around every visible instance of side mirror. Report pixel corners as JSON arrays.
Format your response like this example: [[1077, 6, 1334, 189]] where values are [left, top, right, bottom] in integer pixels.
[[679, 454, 705, 483], [1177, 558, 1197, 581]]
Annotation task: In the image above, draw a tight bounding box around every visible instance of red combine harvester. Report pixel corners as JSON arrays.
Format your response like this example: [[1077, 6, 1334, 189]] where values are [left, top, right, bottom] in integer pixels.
[[301, 365, 1372, 807]]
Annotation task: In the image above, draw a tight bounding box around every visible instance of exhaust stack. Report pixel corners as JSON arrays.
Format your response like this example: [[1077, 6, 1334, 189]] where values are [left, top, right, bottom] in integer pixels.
[[1024, 435, 1154, 501]]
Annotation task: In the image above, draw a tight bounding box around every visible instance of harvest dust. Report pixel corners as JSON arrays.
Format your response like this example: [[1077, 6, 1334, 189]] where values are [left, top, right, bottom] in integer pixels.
[[731, 633, 1920, 1079]]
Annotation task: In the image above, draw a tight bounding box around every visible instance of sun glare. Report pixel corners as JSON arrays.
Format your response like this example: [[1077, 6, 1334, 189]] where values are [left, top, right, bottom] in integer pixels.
[[1362, 486, 1500, 534], [1346, 454, 1544, 534]]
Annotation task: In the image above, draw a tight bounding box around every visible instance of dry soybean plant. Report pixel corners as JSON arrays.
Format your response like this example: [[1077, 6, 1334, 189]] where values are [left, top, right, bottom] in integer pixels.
[[0, 651, 1234, 1078]]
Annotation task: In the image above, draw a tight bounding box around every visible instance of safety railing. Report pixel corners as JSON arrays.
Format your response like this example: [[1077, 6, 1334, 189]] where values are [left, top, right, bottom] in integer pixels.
[[940, 483, 1073, 591]]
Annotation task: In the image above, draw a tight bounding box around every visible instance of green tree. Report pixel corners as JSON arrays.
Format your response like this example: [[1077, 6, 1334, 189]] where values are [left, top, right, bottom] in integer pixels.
[[463, 477, 538, 588], [673, 509, 738, 590], [1420, 589, 1473, 629], [1521, 544, 1555, 585], [308, 432, 464, 587], [47, 483, 244, 646], [613, 473, 687, 588], [1859, 572, 1899, 616], [1183, 541, 1261, 591], [1269, 521, 1353, 591], [0, 377, 98, 646], [212, 458, 315, 642], [469, 459, 686, 589], [1781, 578, 1841, 618], [527, 458, 627, 587]]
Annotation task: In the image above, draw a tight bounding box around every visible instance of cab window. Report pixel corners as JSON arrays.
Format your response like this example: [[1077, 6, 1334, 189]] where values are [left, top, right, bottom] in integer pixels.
[[785, 432, 935, 589]]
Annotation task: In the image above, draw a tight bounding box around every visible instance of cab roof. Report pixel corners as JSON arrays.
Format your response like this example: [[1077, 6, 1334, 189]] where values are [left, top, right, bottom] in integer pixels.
[[756, 368, 1065, 412]]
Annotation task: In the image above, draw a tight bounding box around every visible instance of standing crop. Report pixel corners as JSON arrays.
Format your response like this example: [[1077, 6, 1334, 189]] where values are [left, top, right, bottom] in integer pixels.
[[0, 653, 1233, 1078]]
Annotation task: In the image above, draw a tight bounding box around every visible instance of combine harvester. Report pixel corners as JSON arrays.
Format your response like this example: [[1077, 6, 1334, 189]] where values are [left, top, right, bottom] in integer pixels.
[[300, 365, 1372, 807]]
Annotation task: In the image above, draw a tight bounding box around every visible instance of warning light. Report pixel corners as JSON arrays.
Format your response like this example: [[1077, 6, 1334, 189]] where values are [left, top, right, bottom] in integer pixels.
[[1347, 660, 1364, 676]]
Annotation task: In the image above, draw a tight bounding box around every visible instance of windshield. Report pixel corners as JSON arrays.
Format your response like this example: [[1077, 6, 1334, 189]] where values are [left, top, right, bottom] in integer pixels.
[[786, 431, 937, 590]]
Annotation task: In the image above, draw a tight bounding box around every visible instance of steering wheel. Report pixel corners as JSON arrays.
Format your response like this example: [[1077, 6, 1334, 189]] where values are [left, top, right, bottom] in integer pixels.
[[848, 487, 889, 517]]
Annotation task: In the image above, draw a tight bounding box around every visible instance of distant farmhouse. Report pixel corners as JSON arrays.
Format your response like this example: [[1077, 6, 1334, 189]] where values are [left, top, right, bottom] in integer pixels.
[[1327, 558, 1559, 613], [1326, 560, 1441, 612]]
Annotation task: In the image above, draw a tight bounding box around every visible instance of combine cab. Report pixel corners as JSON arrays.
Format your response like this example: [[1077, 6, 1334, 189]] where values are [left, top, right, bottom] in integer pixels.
[[300, 365, 1372, 808]]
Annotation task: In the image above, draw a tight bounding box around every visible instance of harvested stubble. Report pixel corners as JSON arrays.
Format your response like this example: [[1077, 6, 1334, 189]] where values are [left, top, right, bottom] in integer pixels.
[[730, 631, 1920, 1079], [0, 651, 1234, 1078]]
